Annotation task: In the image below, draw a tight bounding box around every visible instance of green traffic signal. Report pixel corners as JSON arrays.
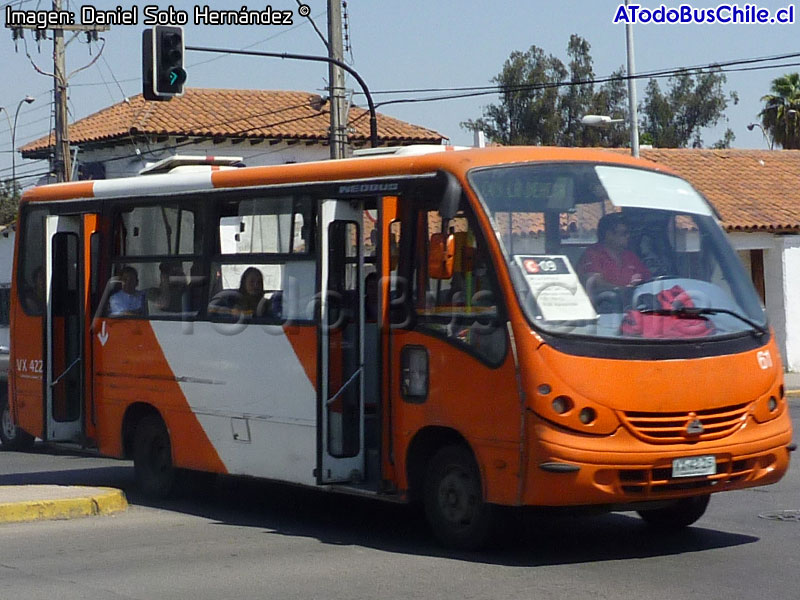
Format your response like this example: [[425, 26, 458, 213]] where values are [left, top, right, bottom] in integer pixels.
[[169, 67, 187, 87], [154, 25, 186, 96]]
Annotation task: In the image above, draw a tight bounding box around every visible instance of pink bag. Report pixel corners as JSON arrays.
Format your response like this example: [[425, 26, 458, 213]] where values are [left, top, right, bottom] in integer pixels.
[[621, 285, 715, 338]]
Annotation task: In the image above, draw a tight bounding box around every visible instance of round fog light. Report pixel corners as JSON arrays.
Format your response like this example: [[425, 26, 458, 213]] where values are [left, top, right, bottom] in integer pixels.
[[579, 407, 597, 425], [551, 395, 573, 414], [538, 384, 552, 396], [768, 396, 778, 412]]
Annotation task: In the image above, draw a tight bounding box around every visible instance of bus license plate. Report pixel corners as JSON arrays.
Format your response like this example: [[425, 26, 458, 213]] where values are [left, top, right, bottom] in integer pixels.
[[672, 455, 716, 478]]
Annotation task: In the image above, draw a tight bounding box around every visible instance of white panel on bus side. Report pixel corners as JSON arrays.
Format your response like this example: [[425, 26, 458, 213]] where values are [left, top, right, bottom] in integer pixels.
[[151, 321, 317, 485]]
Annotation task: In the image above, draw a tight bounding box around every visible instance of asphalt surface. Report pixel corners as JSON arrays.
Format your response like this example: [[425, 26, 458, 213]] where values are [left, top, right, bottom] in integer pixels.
[[1, 371, 798, 525]]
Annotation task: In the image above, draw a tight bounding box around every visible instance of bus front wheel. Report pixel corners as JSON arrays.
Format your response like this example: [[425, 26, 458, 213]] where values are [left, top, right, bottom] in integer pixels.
[[134, 414, 175, 498], [637, 494, 710, 530], [423, 445, 495, 550], [0, 396, 35, 451]]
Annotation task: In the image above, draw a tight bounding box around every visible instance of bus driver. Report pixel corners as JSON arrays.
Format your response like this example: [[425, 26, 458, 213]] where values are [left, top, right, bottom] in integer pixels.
[[578, 212, 651, 293]]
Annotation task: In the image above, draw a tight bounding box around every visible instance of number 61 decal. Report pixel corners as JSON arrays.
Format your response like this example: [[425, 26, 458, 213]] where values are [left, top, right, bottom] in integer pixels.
[[757, 350, 773, 370]]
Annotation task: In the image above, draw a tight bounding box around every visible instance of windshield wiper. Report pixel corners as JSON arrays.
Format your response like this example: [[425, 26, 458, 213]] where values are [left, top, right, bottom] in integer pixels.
[[637, 306, 768, 336]]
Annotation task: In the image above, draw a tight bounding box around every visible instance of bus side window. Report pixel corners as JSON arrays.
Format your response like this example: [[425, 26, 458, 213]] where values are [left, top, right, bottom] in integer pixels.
[[17, 208, 47, 316], [411, 207, 506, 364]]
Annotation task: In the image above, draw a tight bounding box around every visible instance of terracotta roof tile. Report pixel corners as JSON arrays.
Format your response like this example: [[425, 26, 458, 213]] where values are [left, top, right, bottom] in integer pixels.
[[21, 88, 445, 154], [606, 148, 800, 232]]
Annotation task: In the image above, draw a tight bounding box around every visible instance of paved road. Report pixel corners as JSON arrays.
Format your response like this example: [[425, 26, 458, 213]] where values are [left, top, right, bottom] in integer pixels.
[[0, 406, 797, 600]]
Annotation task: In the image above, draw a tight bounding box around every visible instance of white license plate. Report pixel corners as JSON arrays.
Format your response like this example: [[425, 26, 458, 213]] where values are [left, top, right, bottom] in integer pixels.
[[672, 455, 716, 478]]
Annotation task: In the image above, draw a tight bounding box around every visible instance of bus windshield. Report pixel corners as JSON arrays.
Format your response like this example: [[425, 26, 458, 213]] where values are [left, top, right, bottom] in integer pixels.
[[469, 162, 766, 341]]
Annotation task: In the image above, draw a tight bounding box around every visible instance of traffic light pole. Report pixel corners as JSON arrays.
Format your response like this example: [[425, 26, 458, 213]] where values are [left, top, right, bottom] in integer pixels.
[[185, 45, 379, 149]]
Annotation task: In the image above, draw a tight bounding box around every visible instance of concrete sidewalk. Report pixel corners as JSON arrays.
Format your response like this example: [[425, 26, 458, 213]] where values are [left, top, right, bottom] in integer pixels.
[[0, 485, 128, 524], [785, 371, 800, 396]]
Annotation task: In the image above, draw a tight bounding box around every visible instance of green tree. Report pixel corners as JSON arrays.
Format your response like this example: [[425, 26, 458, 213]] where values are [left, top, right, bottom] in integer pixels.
[[463, 36, 628, 149], [462, 45, 566, 145], [759, 73, 800, 149], [558, 34, 595, 146], [584, 67, 630, 149], [640, 69, 738, 148], [0, 179, 19, 225]]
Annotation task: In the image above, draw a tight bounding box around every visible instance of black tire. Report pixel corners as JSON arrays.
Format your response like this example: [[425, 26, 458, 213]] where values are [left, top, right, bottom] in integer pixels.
[[637, 494, 710, 530], [133, 414, 176, 498], [0, 396, 35, 451], [423, 445, 495, 550]]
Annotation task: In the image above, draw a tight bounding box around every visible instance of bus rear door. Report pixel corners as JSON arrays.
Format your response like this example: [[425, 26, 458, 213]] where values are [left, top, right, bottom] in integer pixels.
[[317, 199, 365, 483], [45, 214, 85, 442]]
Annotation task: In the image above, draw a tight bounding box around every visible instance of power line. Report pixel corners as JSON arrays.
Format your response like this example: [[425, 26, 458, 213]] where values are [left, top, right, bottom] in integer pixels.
[[345, 52, 800, 118], [356, 50, 800, 97]]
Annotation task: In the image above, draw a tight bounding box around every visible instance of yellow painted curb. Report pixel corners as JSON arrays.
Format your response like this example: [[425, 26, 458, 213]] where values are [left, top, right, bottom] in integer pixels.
[[785, 389, 800, 398], [0, 488, 128, 524]]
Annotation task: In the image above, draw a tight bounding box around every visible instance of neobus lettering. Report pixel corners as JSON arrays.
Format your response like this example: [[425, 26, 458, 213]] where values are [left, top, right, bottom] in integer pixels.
[[338, 183, 399, 194]]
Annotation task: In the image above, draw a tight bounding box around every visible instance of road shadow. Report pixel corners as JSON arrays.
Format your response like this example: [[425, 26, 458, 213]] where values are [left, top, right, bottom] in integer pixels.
[[0, 446, 760, 566]]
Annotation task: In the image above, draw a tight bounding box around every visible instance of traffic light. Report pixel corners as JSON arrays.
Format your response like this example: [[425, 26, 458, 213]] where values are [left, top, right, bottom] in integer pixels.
[[142, 26, 186, 100], [154, 25, 186, 96]]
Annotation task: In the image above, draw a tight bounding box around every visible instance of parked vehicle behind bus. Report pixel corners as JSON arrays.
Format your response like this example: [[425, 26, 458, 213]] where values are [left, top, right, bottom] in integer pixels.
[[8, 146, 794, 548]]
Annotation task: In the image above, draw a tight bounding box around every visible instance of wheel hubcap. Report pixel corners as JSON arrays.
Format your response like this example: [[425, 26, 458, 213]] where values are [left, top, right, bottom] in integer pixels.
[[438, 467, 476, 525]]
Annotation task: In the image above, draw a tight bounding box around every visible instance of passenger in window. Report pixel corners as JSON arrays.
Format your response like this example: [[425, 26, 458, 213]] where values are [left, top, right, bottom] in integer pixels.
[[23, 266, 46, 314], [236, 267, 266, 317], [148, 261, 187, 313], [578, 213, 652, 291], [109, 266, 147, 316]]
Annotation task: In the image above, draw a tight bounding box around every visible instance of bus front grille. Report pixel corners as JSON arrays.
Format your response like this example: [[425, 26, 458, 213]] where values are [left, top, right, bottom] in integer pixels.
[[618, 457, 756, 495], [619, 403, 750, 444]]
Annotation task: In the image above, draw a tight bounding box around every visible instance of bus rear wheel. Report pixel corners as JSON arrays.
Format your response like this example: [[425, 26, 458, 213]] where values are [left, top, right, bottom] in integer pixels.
[[0, 397, 35, 451], [423, 445, 495, 550], [134, 414, 175, 498], [637, 494, 710, 530]]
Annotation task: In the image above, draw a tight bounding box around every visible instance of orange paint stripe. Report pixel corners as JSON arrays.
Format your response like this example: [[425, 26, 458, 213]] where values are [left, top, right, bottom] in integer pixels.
[[23, 181, 95, 202]]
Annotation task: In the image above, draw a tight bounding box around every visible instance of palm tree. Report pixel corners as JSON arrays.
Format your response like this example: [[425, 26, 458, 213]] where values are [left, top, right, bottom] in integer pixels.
[[759, 73, 800, 149]]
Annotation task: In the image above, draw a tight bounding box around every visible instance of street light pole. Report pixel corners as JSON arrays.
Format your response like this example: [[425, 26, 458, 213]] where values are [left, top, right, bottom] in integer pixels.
[[747, 122, 773, 150], [625, 0, 640, 158], [0, 95, 36, 202]]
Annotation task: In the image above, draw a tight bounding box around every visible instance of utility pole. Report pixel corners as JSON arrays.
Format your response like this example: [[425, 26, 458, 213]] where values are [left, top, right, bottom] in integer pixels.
[[327, 0, 348, 159], [5, 0, 108, 182], [53, 0, 70, 182], [624, 0, 640, 158]]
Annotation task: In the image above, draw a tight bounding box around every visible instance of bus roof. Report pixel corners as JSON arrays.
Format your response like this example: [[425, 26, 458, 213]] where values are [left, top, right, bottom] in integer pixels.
[[21, 146, 672, 204]]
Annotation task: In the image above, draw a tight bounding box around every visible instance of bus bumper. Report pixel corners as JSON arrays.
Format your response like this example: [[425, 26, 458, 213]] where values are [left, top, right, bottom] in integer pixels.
[[521, 412, 793, 507]]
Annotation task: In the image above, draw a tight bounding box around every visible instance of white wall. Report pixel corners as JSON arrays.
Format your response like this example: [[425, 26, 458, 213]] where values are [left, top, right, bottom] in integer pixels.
[[728, 231, 800, 372], [76, 138, 331, 179], [0, 232, 14, 283], [762, 239, 788, 368], [0, 231, 13, 350], [778, 236, 800, 372]]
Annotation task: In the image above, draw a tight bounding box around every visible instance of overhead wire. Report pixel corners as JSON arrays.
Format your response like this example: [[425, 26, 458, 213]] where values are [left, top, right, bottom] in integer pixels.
[[344, 51, 800, 124]]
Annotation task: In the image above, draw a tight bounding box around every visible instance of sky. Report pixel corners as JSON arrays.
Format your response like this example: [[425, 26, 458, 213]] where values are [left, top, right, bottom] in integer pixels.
[[1, 0, 798, 188]]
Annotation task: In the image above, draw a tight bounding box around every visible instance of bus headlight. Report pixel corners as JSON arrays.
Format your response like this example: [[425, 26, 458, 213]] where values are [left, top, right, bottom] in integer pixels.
[[752, 389, 785, 423], [551, 396, 573, 414], [579, 407, 597, 425], [531, 390, 619, 435]]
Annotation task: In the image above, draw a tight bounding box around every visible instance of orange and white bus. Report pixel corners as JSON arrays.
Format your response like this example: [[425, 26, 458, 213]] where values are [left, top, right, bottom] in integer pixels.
[[8, 146, 794, 548]]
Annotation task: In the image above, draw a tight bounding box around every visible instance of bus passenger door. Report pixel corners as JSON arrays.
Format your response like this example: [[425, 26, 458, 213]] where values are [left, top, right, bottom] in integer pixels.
[[44, 215, 84, 442], [317, 200, 365, 483]]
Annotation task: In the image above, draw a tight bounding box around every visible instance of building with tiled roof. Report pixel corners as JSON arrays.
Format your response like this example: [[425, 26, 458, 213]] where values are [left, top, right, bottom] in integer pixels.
[[20, 88, 446, 179], [604, 147, 800, 372], [606, 148, 800, 233]]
